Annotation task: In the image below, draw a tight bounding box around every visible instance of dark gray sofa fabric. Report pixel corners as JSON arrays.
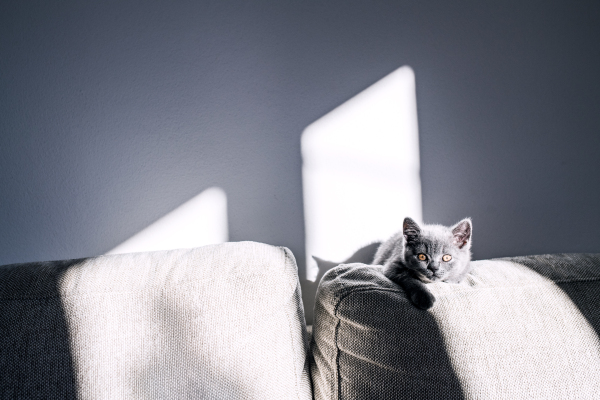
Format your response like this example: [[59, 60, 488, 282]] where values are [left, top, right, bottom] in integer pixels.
[[0, 242, 312, 400], [0, 259, 80, 399], [310, 254, 600, 400]]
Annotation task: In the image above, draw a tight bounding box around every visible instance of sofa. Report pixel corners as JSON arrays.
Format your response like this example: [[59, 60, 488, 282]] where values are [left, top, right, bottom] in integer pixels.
[[1, 241, 599, 399]]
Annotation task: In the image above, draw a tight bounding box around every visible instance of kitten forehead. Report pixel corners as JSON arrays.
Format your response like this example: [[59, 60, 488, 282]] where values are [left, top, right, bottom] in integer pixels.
[[421, 224, 455, 244], [411, 240, 449, 255], [408, 223, 463, 254]]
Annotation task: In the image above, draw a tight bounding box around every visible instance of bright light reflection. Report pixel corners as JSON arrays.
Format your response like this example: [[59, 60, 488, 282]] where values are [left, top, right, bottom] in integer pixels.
[[302, 66, 422, 281], [107, 187, 228, 255]]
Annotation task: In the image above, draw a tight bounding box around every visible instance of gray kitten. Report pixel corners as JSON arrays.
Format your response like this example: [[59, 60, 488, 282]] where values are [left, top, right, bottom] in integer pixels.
[[373, 217, 472, 310]]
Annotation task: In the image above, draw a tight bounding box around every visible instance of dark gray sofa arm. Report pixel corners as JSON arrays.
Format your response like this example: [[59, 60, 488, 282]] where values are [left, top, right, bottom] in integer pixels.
[[310, 253, 600, 399]]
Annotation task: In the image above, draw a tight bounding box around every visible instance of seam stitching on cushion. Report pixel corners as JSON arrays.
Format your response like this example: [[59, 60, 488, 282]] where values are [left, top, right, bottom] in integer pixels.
[[332, 286, 402, 400], [284, 295, 302, 400], [442, 276, 600, 296], [495, 253, 600, 262], [279, 246, 298, 294], [549, 276, 600, 284], [281, 248, 303, 400], [334, 303, 342, 400], [331, 277, 600, 300]]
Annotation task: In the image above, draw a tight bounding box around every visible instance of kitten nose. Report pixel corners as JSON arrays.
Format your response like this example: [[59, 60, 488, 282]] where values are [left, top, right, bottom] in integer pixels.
[[429, 263, 440, 272]]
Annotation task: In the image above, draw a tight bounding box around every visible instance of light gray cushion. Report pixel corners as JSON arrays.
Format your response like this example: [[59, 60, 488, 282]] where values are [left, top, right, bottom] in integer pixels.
[[310, 253, 600, 400], [0, 242, 312, 400]]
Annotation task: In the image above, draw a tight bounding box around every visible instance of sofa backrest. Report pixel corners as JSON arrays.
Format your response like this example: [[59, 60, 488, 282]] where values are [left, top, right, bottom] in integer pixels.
[[0, 242, 312, 400], [310, 253, 600, 400]]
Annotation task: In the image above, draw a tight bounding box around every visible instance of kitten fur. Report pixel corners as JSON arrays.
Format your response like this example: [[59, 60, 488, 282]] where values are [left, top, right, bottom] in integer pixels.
[[373, 217, 472, 310]]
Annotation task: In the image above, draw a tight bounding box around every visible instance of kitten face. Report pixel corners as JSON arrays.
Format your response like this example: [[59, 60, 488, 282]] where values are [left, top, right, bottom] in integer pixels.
[[403, 217, 472, 283]]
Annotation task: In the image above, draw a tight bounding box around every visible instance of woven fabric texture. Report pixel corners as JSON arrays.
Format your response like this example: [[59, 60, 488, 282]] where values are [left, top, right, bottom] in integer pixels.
[[310, 253, 600, 400], [0, 241, 312, 400]]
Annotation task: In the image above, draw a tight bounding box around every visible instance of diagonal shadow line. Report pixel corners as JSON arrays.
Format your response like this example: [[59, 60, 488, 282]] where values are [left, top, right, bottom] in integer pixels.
[[504, 253, 600, 342], [0, 259, 81, 399], [334, 287, 466, 400], [311, 262, 466, 400]]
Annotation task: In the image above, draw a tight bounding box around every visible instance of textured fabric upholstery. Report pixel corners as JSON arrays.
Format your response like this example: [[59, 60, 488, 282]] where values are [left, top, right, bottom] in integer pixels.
[[311, 253, 600, 400], [0, 242, 312, 400]]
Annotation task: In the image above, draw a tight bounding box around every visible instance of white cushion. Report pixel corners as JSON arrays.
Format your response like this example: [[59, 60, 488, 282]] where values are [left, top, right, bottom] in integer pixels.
[[0, 242, 312, 400]]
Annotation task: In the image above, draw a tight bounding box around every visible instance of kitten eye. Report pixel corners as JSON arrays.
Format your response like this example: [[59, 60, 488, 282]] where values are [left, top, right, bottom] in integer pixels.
[[417, 254, 427, 261], [442, 254, 452, 262]]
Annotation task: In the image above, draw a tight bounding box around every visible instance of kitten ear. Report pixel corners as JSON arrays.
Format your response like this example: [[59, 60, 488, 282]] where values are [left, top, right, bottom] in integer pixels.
[[452, 218, 472, 249], [403, 217, 421, 242]]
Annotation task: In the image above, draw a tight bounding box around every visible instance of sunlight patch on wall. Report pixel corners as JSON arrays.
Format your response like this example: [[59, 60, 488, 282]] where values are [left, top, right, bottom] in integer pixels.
[[107, 187, 228, 255], [302, 66, 422, 281]]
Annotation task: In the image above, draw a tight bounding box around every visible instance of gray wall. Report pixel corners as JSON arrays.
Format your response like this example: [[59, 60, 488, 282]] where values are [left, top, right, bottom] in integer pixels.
[[2, 0, 599, 318]]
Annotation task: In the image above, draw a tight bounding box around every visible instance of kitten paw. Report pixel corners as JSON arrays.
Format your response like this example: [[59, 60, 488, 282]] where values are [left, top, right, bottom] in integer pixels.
[[410, 290, 436, 310]]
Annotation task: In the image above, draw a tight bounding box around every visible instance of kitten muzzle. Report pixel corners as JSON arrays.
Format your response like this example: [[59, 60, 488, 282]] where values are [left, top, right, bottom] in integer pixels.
[[420, 269, 445, 283], [414, 270, 434, 283]]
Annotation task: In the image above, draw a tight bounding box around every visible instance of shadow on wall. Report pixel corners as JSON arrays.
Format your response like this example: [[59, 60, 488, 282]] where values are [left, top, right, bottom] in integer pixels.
[[0, 260, 79, 397], [301, 241, 382, 325]]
